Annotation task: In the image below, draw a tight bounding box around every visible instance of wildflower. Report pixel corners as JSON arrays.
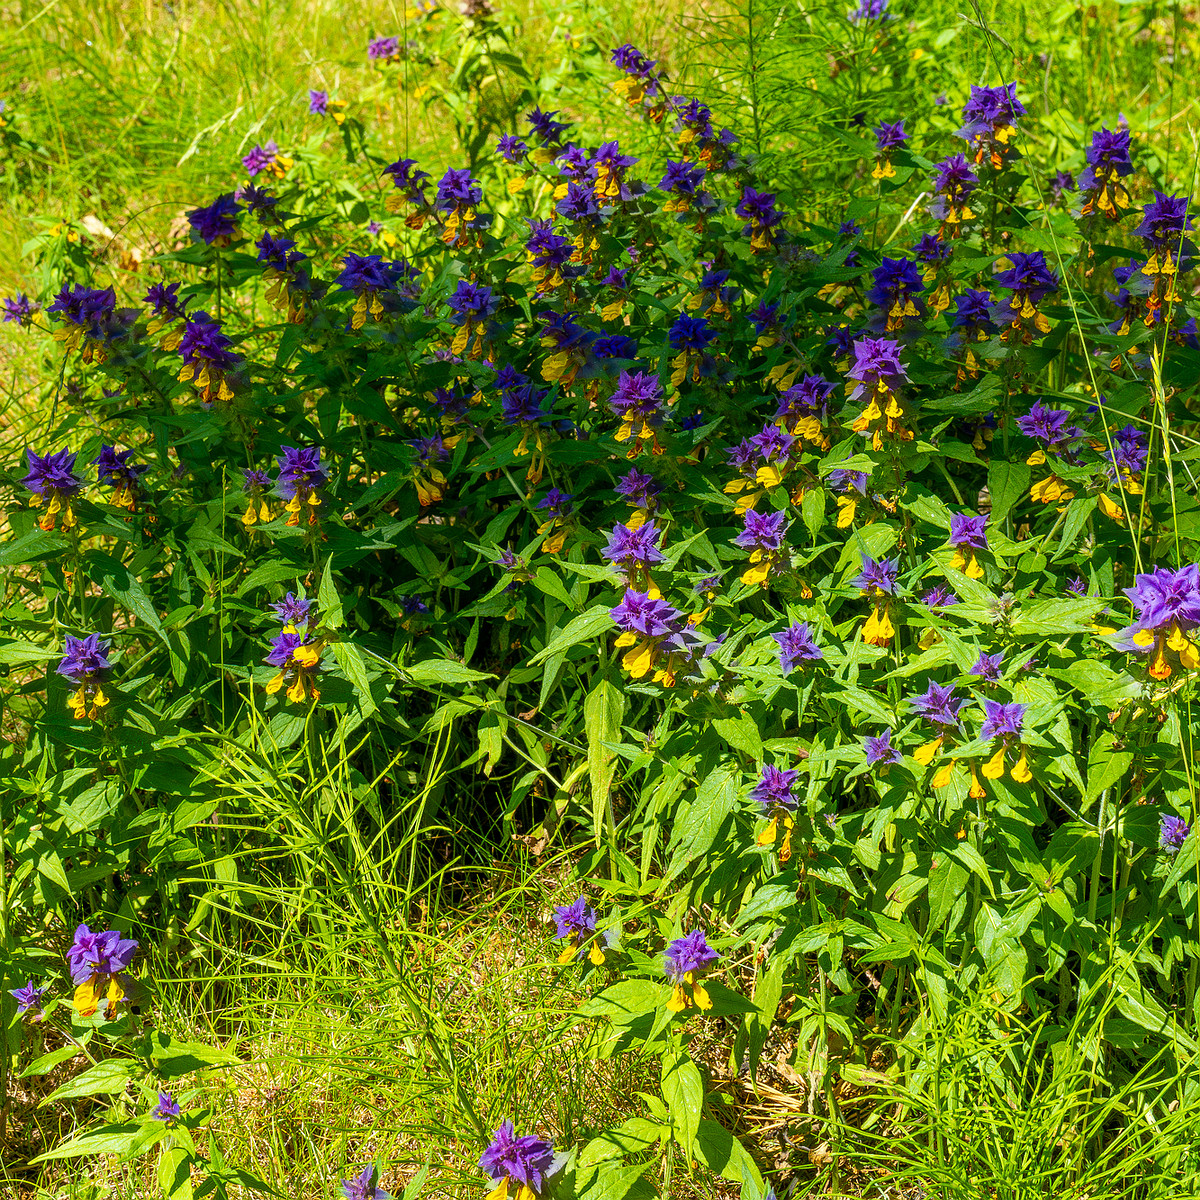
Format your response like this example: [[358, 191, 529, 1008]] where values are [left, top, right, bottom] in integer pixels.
[[847, 337, 911, 450], [734, 508, 788, 587], [436, 167, 485, 247], [383, 158, 433, 225], [444, 280, 498, 357], [187, 194, 241, 246], [957, 82, 1025, 169], [970, 650, 1004, 682], [690, 267, 739, 321], [913, 234, 954, 312], [775, 376, 835, 446], [552, 897, 612, 965], [1116, 564, 1200, 680], [602, 522, 665, 594], [1049, 170, 1075, 207], [57, 633, 114, 720], [341, 1165, 391, 1200], [668, 312, 718, 389], [176, 311, 241, 404], [592, 140, 639, 202], [3, 293, 38, 326], [609, 370, 665, 453], [270, 593, 315, 631], [10, 981, 46, 1015], [751, 764, 799, 858], [1017, 401, 1080, 457], [868, 257, 926, 334], [239, 184, 279, 219], [536, 488, 573, 554], [855, 555, 900, 646], [773, 622, 823, 672], [337, 254, 404, 330], [979, 699, 1031, 782], [991, 252, 1058, 343], [848, 0, 890, 20], [46, 283, 118, 360], [610, 42, 662, 109], [22, 448, 83, 531], [1160, 814, 1191, 853], [610, 589, 709, 686], [153, 1093, 182, 1125], [659, 160, 709, 214], [523, 220, 578, 296], [747, 424, 798, 496], [873, 119, 907, 178], [241, 468, 273, 526], [265, 629, 323, 703], [664, 929, 720, 1012], [615, 467, 661, 527], [93, 446, 147, 511], [66, 924, 138, 1019], [949, 512, 988, 579], [865, 729, 902, 766], [494, 550, 531, 596], [480, 1121, 556, 1200], [256, 234, 311, 321], [929, 155, 979, 231], [368, 34, 401, 61], [1078, 128, 1133, 218], [1134, 192, 1194, 324], [829, 468, 869, 528], [275, 445, 328, 527], [736, 186, 783, 251], [921, 584, 958, 609], [538, 309, 595, 386], [910, 681, 966, 730], [242, 140, 292, 179], [308, 89, 328, 114], [144, 282, 188, 347], [946, 289, 996, 378]]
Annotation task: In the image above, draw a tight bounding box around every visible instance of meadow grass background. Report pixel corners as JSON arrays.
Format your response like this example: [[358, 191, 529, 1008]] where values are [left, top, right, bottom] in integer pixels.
[[4, 0, 1200, 1197]]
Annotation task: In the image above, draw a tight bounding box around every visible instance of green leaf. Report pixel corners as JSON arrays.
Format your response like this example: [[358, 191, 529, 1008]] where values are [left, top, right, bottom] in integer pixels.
[[584, 675, 624, 847], [407, 659, 495, 686], [318, 556, 344, 629], [662, 1049, 704, 1156], [528, 605, 613, 665], [663, 765, 738, 883], [159, 1145, 195, 1200], [1085, 732, 1134, 806], [579, 979, 664, 1025], [331, 642, 378, 717], [21, 1044, 85, 1078], [86, 550, 164, 639], [712, 712, 762, 759], [43, 1058, 136, 1104], [31, 1122, 147, 1162], [574, 1162, 650, 1200], [691, 1119, 763, 1187], [987, 461, 1031, 527], [802, 487, 825, 540]]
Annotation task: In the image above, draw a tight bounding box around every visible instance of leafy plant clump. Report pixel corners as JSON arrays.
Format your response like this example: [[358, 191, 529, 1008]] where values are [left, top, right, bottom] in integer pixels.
[[3, 7, 1200, 1198]]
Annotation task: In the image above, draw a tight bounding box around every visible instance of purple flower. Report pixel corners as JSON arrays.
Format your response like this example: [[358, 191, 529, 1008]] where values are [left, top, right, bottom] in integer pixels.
[[144, 282, 188, 322], [553, 897, 596, 940], [187, 194, 240, 245], [910, 681, 965, 727], [602, 522, 665, 570], [1122, 565, 1200, 633], [950, 513, 988, 549], [436, 167, 482, 212], [1016, 401, 1079, 451], [1160, 814, 1191, 852], [256, 233, 306, 273], [23, 448, 81, 500], [773, 622, 823, 672], [497, 134, 528, 163], [874, 120, 907, 153], [480, 1122, 555, 1194], [3, 293, 38, 325], [270, 594, 314, 628], [241, 141, 278, 177], [957, 82, 1025, 153], [340, 1165, 390, 1200], [615, 468, 660, 508], [992, 251, 1058, 306], [526, 107, 571, 146], [608, 370, 663, 431], [848, 0, 889, 20], [153, 1092, 182, 1125], [980, 699, 1027, 740], [399, 596, 429, 616], [178, 311, 241, 372], [1134, 191, 1193, 253], [929, 154, 979, 223], [669, 312, 718, 353], [776, 376, 836, 427], [610, 590, 681, 637], [10, 981, 46, 1014], [276, 446, 328, 501], [1067, 577, 1087, 596], [664, 930, 720, 981], [736, 186, 782, 247], [829, 469, 868, 495], [750, 765, 799, 811], [913, 234, 952, 267], [46, 284, 116, 332], [970, 650, 1004, 682], [57, 633, 112, 684], [921, 584, 959, 609], [846, 336, 908, 401], [445, 280, 496, 323], [368, 35, 400, 60], [659, 160, 706, 196], [854, 555, 899, 595], [868, 258, 925, 330], [734, 508, 788, 553], [66, 924, 138, 986], [865, 729, 902, 766], [308, 90, 328, 115], [382, 158, 430, 205], [537, 488, 573, 519]]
